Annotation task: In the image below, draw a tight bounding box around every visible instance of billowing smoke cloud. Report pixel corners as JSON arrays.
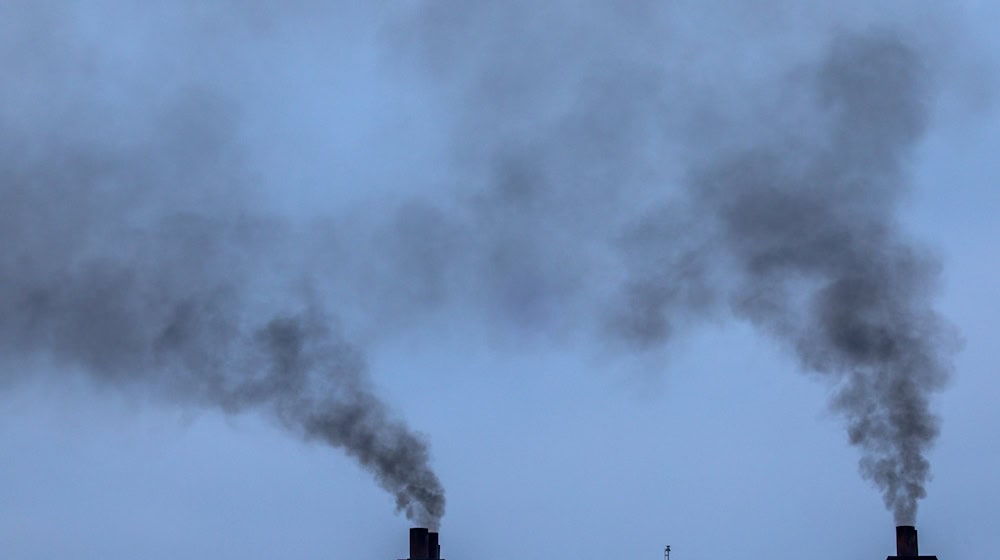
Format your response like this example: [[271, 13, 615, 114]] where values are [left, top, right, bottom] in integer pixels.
[[686, 32, 953, 523], [383, 3, 957, 523], [0, 5, 445, 526], [2, 0, 961, 529], [0, 119, 445, 527]]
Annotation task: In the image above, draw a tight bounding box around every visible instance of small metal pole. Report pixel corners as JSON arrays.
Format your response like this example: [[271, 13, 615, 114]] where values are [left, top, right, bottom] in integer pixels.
[[664, 545, 671, 560]]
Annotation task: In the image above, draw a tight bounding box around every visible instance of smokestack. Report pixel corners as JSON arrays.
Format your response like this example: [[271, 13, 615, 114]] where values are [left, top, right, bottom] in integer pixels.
[[897, 526, 919, 556], [409, 528, 429, 560], [428, 532, 440, 560], [403, 527, 443, 560], [887, 525, 938, 560]]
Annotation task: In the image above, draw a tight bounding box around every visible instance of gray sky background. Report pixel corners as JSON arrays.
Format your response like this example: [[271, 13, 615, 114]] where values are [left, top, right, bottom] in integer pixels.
[[1, 1, 998, 559]]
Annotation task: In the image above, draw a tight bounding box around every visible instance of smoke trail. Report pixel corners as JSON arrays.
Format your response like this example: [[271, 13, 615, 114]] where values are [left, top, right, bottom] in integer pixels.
[[390, 2, 956, 523], [607, 30, 953, 522], [687, 31, 952, 523], [3, 0, 959, 529], [0, 77, 445, 530]]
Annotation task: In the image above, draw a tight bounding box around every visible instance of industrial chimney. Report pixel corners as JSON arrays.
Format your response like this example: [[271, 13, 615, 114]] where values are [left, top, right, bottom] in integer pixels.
[[401, 527, 443, 560], [887, 526, 938, 560]]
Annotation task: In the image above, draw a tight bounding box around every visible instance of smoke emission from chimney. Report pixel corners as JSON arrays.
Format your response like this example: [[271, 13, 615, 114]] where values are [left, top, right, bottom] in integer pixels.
[[1, 1, 959, 529], [390, 3, 956, 524], [661, 33, 952, 522], [0, 5, 446, 525], [684, 33, 953, 524], [0, 114, 445, 527]]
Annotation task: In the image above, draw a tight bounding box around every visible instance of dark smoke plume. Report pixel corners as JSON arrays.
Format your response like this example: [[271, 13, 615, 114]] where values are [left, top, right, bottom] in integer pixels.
[[2, 0, 959, 530], [611, 31, 954, 523], [389, 3, 955, 523], [686, 32, 953, 523], [0, 62, 445, 529]]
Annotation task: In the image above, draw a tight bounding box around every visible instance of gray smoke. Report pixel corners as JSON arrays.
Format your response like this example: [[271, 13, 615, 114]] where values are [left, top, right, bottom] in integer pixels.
[[0, 119, 445, 527], [2, 1, 960, 529], [386, 3, 955, 523], [0, 11, 445, 525], [687, 32, 953, 523]]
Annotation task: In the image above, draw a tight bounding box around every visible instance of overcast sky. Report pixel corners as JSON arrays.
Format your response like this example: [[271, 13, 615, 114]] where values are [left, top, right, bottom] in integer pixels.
[[1, 2, 998, 559]]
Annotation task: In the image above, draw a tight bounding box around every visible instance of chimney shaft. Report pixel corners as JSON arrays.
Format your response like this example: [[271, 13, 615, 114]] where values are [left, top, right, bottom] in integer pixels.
[[896, 526, 919, 557], [428, 532, 440, 560], [410, 528, 430, 560]]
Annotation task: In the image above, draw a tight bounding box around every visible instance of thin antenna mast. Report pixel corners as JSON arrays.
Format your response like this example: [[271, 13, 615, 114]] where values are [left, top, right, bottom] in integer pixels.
[[664, 545, 671, 560]]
